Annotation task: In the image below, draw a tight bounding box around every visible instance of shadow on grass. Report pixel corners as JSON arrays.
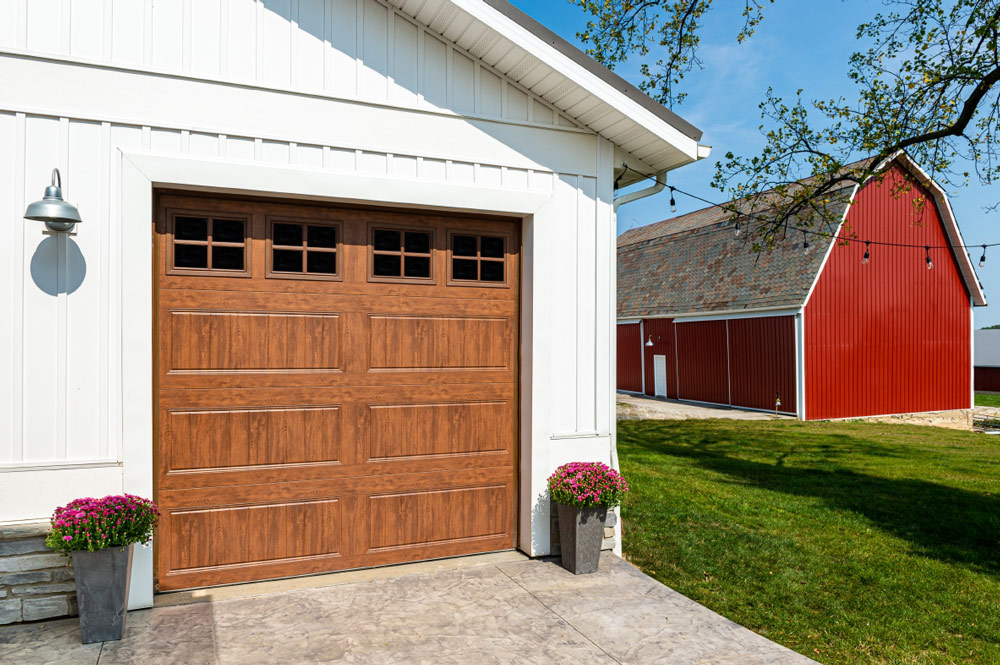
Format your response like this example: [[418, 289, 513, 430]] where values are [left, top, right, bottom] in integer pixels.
[[620, 421, 1000, 575]]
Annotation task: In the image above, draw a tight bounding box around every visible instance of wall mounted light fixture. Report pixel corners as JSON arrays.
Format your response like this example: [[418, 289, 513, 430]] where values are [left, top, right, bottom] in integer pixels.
[[24, 169, 82, 233], [645, 336, 654, 347]]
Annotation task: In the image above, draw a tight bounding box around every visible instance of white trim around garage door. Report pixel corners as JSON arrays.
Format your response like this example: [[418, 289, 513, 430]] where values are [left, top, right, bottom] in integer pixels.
[[120, 151, 551, 610]]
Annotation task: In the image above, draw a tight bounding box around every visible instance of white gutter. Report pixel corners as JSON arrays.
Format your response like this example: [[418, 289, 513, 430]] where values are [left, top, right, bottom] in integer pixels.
[[614, 169, 667, 211]]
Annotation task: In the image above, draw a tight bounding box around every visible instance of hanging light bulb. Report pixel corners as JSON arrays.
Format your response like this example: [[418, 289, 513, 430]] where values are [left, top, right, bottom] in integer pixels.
[[735, 220, 741, 238], [802, 230, 810, 253], [925, 246, 934, 270], [980, 244, 987, 267], [669, 186, 677, 214], [862, 241, 870, 265]]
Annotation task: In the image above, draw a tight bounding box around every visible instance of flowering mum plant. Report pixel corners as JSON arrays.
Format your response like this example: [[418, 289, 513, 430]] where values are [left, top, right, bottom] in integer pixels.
[[547, 462, 629, 509], [46, 494, 159, 559]]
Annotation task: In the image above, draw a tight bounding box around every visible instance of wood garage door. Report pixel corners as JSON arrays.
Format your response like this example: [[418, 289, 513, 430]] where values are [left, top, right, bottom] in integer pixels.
[[154, 193, 518, 591]]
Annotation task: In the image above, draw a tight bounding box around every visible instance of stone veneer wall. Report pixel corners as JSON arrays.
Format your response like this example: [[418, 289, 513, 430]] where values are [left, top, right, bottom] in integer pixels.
[[0, 522, 76, 625]]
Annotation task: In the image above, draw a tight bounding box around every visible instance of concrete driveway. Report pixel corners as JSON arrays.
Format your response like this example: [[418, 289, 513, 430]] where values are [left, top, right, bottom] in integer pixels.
[[617, 392, 791, 421], [1, 552, 816, 665]]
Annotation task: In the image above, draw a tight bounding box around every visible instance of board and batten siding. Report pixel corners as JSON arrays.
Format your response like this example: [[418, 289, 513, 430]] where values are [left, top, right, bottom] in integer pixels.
[[0, 0, 580, 132], [804, 164, 972, 420], [0, 0, 620, 528]]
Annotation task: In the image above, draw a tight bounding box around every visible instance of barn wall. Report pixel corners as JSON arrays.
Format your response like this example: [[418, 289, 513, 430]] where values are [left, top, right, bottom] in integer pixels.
[[641, 318, 675, 397], [974, 367, 1000, 392], [728, 316, 797, 413], [616, 323, 642, 392], [675, 320, 729, 405], [804, 164, 972, 420]]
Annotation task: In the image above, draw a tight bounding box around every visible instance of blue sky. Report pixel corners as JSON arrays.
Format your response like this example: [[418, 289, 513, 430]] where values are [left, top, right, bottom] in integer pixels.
[[511, 1, 1000, 327]]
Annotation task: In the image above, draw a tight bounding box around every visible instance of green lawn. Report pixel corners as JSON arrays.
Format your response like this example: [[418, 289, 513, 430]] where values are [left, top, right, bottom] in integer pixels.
[[974, 391, 1000, 407], [618, 419, 1000, 665]]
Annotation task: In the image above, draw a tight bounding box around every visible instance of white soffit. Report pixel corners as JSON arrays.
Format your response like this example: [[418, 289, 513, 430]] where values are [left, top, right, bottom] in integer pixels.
[[389, 0, 709, 174]]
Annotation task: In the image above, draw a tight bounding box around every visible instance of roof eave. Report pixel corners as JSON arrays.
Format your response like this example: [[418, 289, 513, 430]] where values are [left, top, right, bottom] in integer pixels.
[[463, 0, 708, 169]]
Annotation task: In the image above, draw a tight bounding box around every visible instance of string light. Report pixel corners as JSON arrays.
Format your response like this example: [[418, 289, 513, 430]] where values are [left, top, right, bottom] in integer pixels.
[[617, 165, 994, 273]]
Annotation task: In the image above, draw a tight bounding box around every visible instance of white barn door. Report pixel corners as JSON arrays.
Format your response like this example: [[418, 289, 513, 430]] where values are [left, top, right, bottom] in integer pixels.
[[653, 355, 667, 398]]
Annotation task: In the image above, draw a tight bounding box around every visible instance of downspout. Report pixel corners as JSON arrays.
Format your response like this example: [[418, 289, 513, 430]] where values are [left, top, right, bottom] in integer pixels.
[[613, 168, 667, 212]]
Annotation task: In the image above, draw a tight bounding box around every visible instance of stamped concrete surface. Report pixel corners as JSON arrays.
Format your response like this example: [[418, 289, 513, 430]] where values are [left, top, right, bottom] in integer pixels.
[[617, 392, 789, 421], [0, 553, 816, 665]]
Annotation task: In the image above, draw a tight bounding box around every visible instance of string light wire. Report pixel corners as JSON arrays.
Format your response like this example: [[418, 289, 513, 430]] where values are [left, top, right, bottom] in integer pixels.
[[618, 164, 997, 256]]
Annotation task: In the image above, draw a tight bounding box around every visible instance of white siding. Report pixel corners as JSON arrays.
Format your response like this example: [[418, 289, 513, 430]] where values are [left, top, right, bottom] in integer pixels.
[[974, 329, 1000, 367], [0, 0, 580, 132]]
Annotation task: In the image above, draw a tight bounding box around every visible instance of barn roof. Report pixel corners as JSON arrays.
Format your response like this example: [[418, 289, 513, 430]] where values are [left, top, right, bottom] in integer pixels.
[[395, 0, 710, 178], [617, 153, 987, 318], [617, 190, 851, 318]]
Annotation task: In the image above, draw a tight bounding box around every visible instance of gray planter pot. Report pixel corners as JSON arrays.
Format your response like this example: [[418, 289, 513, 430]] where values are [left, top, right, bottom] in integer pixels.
[[556, 503, 607, 574], [72, 543, 134, 644]]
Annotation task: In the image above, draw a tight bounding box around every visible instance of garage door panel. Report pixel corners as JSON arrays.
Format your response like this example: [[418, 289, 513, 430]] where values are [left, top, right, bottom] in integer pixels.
[[160, 371, 515, 390], [367, 401, 510, 460], [368, 315, 511, 370], [163, 405, 344, 473], [156, 194, 518, 591], [368, 485, 509, 552], [157, 383, 513, 409], [166, 309, 343, 372], [162, 467, 513, 505], [160, 453, 516, 490], [164, 497, 344, 571], [158, 290, 517, 315]]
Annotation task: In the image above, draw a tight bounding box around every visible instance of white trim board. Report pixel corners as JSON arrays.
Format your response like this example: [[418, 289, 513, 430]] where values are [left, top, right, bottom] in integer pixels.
[[118, 150, 559, 610], [673, 309, 801, 324]]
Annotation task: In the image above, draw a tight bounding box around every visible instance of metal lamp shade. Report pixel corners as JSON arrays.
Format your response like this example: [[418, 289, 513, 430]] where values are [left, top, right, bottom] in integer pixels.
[[24, 169, 82, 232]]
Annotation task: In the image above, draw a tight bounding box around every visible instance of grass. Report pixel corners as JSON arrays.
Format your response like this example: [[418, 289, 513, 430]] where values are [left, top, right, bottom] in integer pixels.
[[974, 391, 1000, 407], [617, 419, 1000, 665]]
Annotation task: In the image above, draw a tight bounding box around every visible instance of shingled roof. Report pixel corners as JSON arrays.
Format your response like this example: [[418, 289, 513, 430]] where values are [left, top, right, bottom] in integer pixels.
[[617, 189, 853, 318]]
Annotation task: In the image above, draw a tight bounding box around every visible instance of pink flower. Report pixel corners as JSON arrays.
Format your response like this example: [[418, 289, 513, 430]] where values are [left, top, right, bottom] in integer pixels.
[[62, 535, 72, 542]]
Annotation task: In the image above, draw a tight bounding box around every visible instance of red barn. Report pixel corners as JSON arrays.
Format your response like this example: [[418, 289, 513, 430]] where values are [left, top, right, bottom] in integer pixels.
[[617, 154, 986, 421]]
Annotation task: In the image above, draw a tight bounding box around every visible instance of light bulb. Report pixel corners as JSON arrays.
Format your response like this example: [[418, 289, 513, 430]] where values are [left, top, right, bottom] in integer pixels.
[[862, 242, 870, 265]]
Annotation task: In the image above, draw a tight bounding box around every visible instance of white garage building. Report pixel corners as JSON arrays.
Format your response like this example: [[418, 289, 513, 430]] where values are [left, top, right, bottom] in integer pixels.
[[0, 0, 707, 612]]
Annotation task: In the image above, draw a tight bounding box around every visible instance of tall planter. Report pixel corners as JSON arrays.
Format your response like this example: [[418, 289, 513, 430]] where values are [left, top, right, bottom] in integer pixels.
[[73, 544, 134, 644], [547, 461, 629, 575], [46, 494, 158, 645], [557, 503, 607, 574]]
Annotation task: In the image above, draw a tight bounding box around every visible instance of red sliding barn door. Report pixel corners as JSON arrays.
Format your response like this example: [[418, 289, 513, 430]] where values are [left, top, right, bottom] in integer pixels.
[[617, 323, 643, 392]]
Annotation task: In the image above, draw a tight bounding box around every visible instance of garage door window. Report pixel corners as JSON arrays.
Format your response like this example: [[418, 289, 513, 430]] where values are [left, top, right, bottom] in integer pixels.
[[369, 226, 434, 282], [169, 214, 249, 276], [267, 219, 342, 280], [449, 232, 507, 286]]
